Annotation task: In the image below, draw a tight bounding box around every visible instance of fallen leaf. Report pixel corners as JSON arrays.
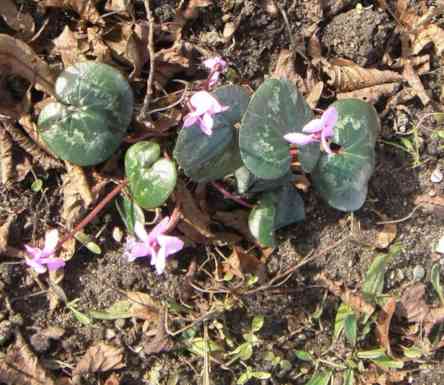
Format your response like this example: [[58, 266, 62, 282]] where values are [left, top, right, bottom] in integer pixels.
[[0, 332, 56, 385], [415, 193, 444, 207], [0, 127, 13, 186], [317, 272, 375, 316], [402, 61, 430, 105], [412, 21, 444, 56], [0, 0, 35, 40], [322, 58, 402, 92], [259, 0, 279, 16], [376, 297, 396, 356], [374, 211, 397, 250], [398, 283, 429, 323], [214, 210, 255, 243], [52, 26, 86, 67], [0, 33, 56, 96], [337, 83, 401, 105], [126, 291, 161, 321], [154, 41, 191, 87], [272, 49, 307, 94], [222, 246, 267, 281], [305, 81, 324, 109], [143, 309, 175, 355], [105, 0, 134, 17], [104, 373, 121, 385], [73, 343, 125, 376], [41, 0, 102, 24]]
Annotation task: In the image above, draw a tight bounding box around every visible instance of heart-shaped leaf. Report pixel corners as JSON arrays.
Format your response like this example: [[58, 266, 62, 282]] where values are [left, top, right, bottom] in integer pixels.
[[125, 141, 177, 209], [311, 99, 379, 211], [249, 192, 276, 247], [39, 62, 133, 166], [234, 166, 295, 194], [239, 79, 315, 180], [174, 85, 249, 182]]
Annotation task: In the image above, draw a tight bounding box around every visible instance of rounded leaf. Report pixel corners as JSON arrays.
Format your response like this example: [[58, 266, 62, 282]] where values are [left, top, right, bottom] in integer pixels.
[[125, 141, 177, 209], [248, 193, 276, 247], [174, 85, 249, 182], [39, 62, 133, 166], [239, 79, 314, 179], [312, 99, 379, 211]]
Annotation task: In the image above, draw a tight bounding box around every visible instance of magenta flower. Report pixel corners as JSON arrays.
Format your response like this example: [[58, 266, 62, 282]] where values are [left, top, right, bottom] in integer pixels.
[[124, 217, 184, 275], [183, 91, 229, 136], [24, 229, 65, 274], [203, 57, 227, 87], [284, 106, 338, 154]]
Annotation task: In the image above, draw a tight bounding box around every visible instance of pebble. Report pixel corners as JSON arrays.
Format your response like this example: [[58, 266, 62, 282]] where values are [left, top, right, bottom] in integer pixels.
[[115, 319, 126, 329], [413, 265, 425, 281], [431, 167, 443, 183], [105, 328, 116, 340], [437, 236, 444, 254]]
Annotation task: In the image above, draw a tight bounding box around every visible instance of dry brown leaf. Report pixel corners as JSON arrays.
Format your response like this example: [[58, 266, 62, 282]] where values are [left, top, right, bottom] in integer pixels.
[[41, 0, 102, 24], [317, 272, 375, 316], [412, 20, 444, 56], [53, 26, 86, 67], [73, 342, 125, 376], [373, 211, 397, 250], [402, 61, 430, 106], [0, 0, 35, 40], [154, 41, 191, 87], [293, 174, 311, 192], [105, 0, 134, 17], [0, 33, 56, 96], [104, 373, 121, 385], [305, 81, 324, 109], [272, 50, 307, 94], [222, 247, 267, 281], [322, 59, 402, 92], [0, 127, 13, 186], [143, 309, 175, 355], [87, 26, 113, 63], [0, 332, 56, 385], [376, 297, 396, 356], [213, 210, 255, 243], [398, 283, 429, 323], [414, 193, 444, 207], [337, 83, 401, 105], [359, 369, 407, 385], [0, 216, 14, 252], [127, 291, 161, 322], [175, 179, 214, 239]]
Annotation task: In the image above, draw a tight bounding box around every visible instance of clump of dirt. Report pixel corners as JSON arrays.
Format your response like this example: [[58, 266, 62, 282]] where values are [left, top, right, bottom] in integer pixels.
[[322, 7, 394, 66]]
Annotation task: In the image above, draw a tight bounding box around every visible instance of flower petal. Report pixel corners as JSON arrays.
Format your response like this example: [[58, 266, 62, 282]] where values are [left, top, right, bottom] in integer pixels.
[[321, 107, 338, 137], [158, 235, 184, 257], [190, 91, 218, 115], [41, 257, 65, 272], [284, 133, 316, 146], [321, 131, 334, 155], [147, 217, 170, 243], [208, 72, 220, 87], [150, 250, 166, 275], [124, 237, 152, 262], [183, 113, 198, 128], [200, 114, 214, 135], [42, 229, 58, 257], [134, 222, 150, 243], [25, 245, 42, 259], [26, 257, 46, 274], [302, 118, 323, 134]]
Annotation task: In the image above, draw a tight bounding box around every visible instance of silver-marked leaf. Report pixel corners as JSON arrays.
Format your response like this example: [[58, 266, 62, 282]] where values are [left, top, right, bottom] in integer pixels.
[[248, 192, 276, 247]]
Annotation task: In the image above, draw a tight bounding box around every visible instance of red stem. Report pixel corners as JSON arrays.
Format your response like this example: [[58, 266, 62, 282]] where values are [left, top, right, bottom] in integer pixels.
[[211, 182, 254, 209], [56, 180, 128, 251]]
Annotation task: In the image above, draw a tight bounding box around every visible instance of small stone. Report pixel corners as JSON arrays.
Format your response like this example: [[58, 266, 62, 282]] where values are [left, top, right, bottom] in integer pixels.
[[413, 265, 425, 281], [114, 319, 126, 329], [30, 333, 51, 353], [431, 167, 443, 183], [105, 328, 116, 340], [437, 236, 444, 254], [396, 269, 405, 282]]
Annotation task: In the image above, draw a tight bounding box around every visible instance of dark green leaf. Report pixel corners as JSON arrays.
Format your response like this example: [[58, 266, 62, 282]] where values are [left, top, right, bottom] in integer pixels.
[[234, 166, 295, 194], [115, 194, 145, 234], [39, 62, 133, 166], [273, 183, 305, 230], [248, 192, 276, 247], [431, 263, 444, 305], [305, 371, 333, 385], [295, 350, 315, 362], [125, 141, 177, 209], [312, 99, 379, 211], [362, 252, 394, 304], [334, 303, 354, 340], [173, 85, 248, 182], [344, 313, 357, 347], [239, 79, 314, 179], [343, 369, 355, 385]]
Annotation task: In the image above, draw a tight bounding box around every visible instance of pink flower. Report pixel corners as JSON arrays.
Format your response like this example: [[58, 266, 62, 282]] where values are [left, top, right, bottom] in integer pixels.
[[183, 91, 229, 136], [284, 106, 338, 154], [124, 217, 184, 275], [24, 229, 65, 274], [203, 57, 227, 87]]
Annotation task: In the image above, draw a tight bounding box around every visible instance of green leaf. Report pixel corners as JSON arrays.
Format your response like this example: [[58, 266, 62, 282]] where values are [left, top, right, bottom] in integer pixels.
[[295, 350, 315, 362], [431, 263, 444, 305], [89, 300, 132, 320], [343, 369, 355, 385], [248, 192, 276, 247], [357, 349, 404, 368], [356, 348, 386, 360], [234, 166, 295, 194], [251, 315, 265, 332], [174, 85, 248, 182], [362, 251, 394, 304], [39, 62, 133, 166], [344, 313, 357, 347], [115, 194, 145, 234], [402, 345, 423, 359], [305, 371, 333, 385], [239, 78, 314, 180], [252, 371, 271, 380], [188, 338, 224, 357], [31, 179, 43, 192], [273, 183, 305, 230], [75, 232, 101, 254], [334, 303, 355, 340], [237, 371, 252, 385], [312, 99, 379, 211], [230, 342, 253, 361], [125, 141, 177, 209], [68, 305, 93, 325]]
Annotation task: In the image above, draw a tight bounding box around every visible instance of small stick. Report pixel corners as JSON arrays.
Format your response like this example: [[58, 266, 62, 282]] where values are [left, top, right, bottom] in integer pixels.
[[56, 180, 128, 251], [211, 181, 254, 208], [138, 0, 156, 122]]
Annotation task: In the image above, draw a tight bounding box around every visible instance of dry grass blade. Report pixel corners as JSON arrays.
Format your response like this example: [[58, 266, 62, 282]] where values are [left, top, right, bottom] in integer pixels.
[[73, 342, 125, 376], [402, 61, 431, 105], [0, 332, 56, 385], [322, 59, 402, 92], [0, 0, 35, 40], [0, 127, 13, 185], [0, 34, 56, 96], [376, 297, 396, 356]]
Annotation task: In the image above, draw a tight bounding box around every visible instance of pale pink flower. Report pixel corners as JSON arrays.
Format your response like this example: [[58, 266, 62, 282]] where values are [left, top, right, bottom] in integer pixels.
[[203, 57, 227, 87], [24, 229, 65, 274], [183, 91, 229, 136], [284, 106, 338, 154], [124, 217, 184, 275]]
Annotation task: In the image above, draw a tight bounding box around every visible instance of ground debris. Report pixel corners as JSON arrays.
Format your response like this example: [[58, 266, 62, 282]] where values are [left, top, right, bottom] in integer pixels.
[[0, 0, 35, 40], [72, 342, 125, 376]]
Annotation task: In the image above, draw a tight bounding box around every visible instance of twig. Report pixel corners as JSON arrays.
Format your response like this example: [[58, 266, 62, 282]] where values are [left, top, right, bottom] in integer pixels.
[[138, 0, 156, 122], [211, 182, 254, 208], [376, 204, 423, 225]]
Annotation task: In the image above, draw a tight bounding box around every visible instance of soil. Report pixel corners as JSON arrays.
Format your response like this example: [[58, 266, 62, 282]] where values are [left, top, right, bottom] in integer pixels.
[[1, 1, 444, 385]]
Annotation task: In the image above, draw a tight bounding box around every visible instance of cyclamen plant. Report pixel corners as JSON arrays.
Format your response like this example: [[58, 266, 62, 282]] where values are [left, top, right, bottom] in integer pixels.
[[25, 229, 65, 274]]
